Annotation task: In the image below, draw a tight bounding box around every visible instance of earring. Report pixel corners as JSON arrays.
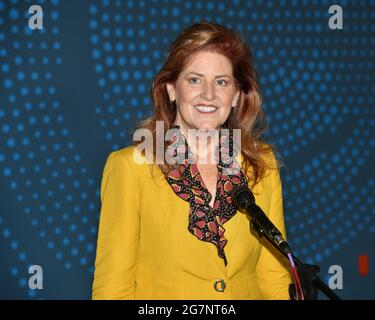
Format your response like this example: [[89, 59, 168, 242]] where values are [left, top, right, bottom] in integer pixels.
[[169, 100, 176, 108]]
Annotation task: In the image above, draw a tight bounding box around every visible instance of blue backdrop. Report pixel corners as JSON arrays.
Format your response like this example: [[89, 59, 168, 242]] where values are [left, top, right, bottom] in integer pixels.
[[0, 0, 374, 299]]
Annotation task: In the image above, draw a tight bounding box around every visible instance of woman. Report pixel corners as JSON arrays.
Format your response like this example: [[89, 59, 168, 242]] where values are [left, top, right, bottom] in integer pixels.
[[92, 21, 291, 300]]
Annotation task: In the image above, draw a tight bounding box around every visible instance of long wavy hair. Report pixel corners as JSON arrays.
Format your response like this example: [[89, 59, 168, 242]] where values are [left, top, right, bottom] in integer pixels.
[[133, 21, 281, 189]]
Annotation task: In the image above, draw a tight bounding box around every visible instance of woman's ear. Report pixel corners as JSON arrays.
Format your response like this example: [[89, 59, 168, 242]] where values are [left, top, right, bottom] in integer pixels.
[[232, 91, 240, 107], [166, 83, 175, 101]]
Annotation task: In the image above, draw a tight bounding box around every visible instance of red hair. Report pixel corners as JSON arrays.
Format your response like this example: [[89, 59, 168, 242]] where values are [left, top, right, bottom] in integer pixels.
[[134, 21, 281, 189]]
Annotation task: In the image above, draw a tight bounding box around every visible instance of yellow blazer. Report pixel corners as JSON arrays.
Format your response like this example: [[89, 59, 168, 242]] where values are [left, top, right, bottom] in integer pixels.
[[92, 145, 291, 300]]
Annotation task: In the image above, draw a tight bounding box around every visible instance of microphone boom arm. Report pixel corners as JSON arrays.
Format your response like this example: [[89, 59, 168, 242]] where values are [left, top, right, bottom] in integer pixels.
[[232, 185, 341, 300]]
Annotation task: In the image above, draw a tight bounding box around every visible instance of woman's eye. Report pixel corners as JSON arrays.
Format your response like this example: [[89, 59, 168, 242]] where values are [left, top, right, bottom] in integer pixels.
[[216, 79, 228, 86], [189, 77, 201, 84]]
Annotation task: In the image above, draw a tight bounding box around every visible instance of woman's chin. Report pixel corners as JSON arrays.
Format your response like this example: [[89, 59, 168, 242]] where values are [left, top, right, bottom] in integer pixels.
[[193, 121, 222, 132]]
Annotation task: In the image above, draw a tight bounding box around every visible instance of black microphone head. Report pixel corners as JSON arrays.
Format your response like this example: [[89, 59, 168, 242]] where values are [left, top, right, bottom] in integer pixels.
[[231, 185, 255, 210]]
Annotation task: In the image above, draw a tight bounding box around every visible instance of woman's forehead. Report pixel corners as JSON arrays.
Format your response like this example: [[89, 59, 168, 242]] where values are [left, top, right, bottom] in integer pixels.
[[180, 51, 234, 76]]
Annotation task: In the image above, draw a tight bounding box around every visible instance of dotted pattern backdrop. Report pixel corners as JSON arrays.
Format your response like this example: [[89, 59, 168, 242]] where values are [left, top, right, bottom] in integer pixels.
[[0, 0, 374, 299]]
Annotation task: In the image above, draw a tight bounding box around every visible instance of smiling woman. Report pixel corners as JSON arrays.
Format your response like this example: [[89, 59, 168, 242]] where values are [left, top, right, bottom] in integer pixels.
[[92, 21, 291, 300], [166, 51, 240, 133]]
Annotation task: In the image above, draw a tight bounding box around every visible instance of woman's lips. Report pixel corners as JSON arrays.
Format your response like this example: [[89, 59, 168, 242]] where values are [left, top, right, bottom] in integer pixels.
[[193, 105, 218, 113]]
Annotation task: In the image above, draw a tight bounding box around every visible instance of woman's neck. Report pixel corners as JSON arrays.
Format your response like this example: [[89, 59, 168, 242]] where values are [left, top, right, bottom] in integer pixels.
[[178, 126, 220, 165]]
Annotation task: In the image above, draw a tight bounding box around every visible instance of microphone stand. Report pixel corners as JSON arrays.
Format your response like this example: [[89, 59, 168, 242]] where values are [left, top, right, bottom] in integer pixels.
[[250, 220, 341, 300]]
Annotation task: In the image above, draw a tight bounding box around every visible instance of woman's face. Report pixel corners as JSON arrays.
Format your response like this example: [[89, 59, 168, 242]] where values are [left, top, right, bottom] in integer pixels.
[[166, 51, 240, 132]]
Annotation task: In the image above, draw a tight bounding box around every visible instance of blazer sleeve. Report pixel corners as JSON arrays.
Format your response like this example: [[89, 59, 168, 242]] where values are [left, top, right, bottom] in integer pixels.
[[255, 153, 292, 300], [92, 151, 140, 300]]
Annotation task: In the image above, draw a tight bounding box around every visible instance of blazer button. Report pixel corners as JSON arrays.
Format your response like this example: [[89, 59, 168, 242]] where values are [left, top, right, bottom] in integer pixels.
[[213, 279, 226, 292]]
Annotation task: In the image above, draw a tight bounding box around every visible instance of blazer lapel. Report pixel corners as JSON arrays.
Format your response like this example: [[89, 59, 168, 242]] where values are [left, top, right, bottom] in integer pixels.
[[204, 210, 242, 275], [205, 152, 245, 274]]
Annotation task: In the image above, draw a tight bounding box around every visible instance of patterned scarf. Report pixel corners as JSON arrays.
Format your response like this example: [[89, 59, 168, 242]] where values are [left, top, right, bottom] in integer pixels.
[[163, 126, 248, 265]]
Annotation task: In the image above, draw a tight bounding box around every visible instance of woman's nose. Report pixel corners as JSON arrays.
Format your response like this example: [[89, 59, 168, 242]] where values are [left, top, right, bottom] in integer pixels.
[[200, 82, 216, 100]]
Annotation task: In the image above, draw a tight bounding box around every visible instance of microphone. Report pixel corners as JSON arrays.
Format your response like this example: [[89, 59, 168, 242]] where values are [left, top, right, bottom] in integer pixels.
[[231, 185, 291, 254]]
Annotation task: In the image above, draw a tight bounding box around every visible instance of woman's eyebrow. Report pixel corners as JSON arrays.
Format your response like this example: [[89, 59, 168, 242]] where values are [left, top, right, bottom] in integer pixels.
[[185, 71, 232, 79]]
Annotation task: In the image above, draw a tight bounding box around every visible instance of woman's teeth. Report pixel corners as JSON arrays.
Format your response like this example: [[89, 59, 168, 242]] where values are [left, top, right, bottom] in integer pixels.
[[194, 105, 218, 113]]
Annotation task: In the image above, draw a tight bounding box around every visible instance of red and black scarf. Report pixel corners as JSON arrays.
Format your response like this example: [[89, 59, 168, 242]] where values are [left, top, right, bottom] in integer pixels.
[[163, 126, 248, 266]]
